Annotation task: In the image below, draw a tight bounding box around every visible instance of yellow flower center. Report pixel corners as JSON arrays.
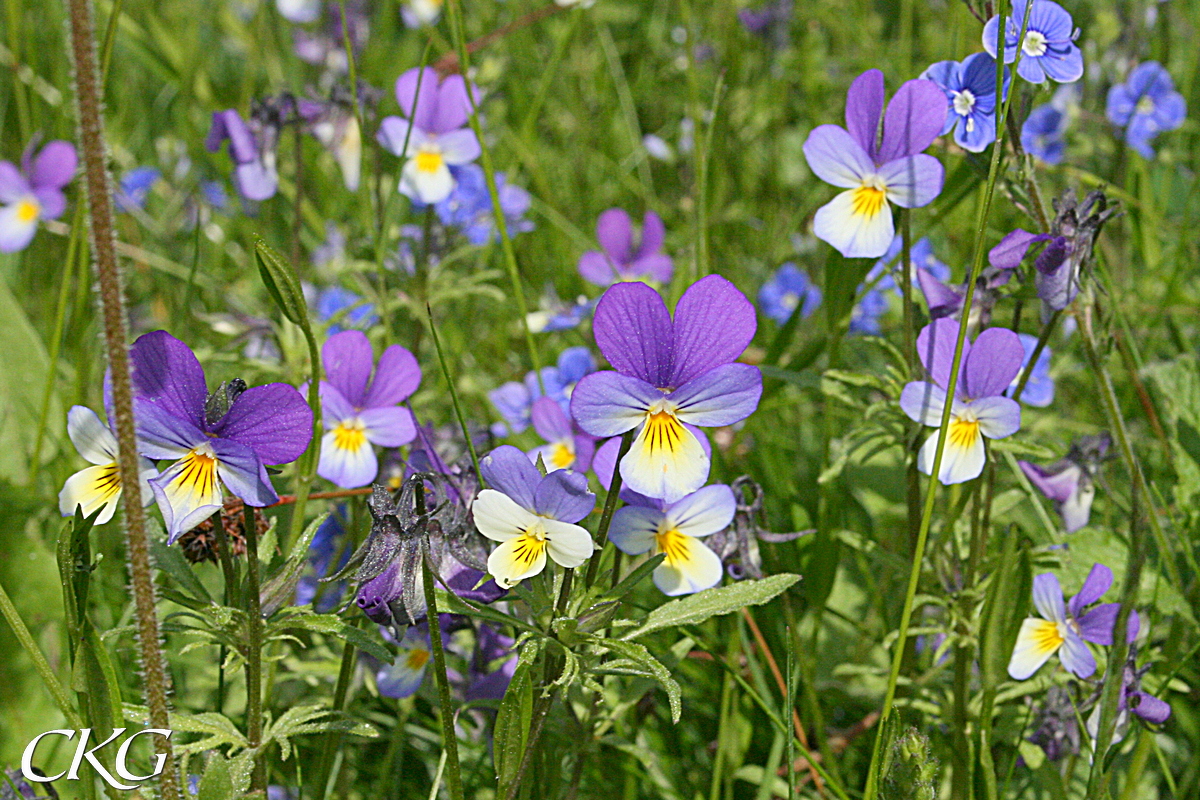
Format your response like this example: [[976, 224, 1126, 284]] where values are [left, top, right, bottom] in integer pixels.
[[851, 182, 887, 219], [653, 526, 689, 567], [178, 446, 219, 496], [948, 415, 981, 450], [91, 462, 123, 504], [643, 405, 685, 455], [1030, 618, 1065, 652], [414, 149, 444, 174], [405, 647, 431, 670], [549, 441, 575, 470], [509, 522, 548, 571], [333, 418, 368, 451], [16, 198, 39, 223]]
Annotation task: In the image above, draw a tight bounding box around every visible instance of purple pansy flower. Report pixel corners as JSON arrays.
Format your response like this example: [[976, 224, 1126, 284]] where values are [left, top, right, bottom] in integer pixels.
[[1019, 433, 1111, 533], [377, 67, 480, 204], [802, 69, 945, 258], [899, 319, 1023, 485], [608, 484, 735, 596], [59, 405, 157, 525], [578, 208, 673, 286], [1106, 61, 1187, 159], [758, 262, 821, 325], [1008, 333, 1054, 407], [0, 139, 76, 252], [316, 330, 421, 489], [570, 276, 763, 502], [1009, 564, 1138, 680], [206, 109, 279, 202], [128, 331, 313, 542], [1110, 647, 1172, 728], [526, 396, 596, 473], [983, 0, 1083, 85], [922, 52, 1010, 152], [470, 446, 596, 588]]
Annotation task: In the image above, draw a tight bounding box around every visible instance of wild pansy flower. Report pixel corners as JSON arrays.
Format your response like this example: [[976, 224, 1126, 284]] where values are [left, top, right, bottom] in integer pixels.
[[571, 276, 762, 502], [1008, 564, 1137, 680], [58, 406, 156, 524], [527, 397, 596, 473], [206, 108, 279, 202], [377, 67, 480, 204], [115, 167, 160, 213], [922, 52, 1010, 153], [1107, 646, 1172, 729], [608, 484, 735, 596], [316, 330, 421, 489], [1008, 333, 1054, 407], [401, 0, 443, 28], [900, 319, 1023, 485], [374, 622, 442, 699], [1106, 61, 1187, 159], [1019, 432, 1111, 533], [758, 263, 821, 325], [0, 140, 76, 253], [702, 476, 810, 580], [471, 446, 596, 588], [983, 0, 1083, 85], [434, 163, 533, 246], [298, 92, 363, 191], [128, 331, 312, 542], [578, 208, 673, 287], [802, 69, 945, 259], [488, 347, 596, 436]]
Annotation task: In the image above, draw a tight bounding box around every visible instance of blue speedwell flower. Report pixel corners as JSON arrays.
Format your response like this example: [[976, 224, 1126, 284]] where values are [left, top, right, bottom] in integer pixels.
[[922, 52, 1010, 152], [1106, 61, 1187, 159], [984, 0, 1083, 85], [1022, 103, 1068, 164], [758, 263, 821, 325]]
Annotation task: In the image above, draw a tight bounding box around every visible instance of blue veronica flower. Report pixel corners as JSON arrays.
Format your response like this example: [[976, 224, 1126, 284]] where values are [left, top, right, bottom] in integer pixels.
[[429, 163, 534, 246], [488, 347, 597, 436], [315, 285, 379, 334], [200, 180, 229, 210], [983, 0, 1083, 85], [1022, 103, 1069, 164], [922, 52, 1011, 153], [850, 286, 889, 335], [758, 262, 821, 325], [1106, 61, 1187, 159], [1008, 333, 1054, 407], [115, 167, 161, 212], [851, 236, 951, 335]]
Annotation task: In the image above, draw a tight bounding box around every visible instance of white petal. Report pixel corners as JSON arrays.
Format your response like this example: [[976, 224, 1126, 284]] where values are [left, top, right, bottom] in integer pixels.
[[916, 421, 986, 485], [620, 413, 710, 503], [666, 484, 736, 539], [58, 464, 122, 524], [335, 117, 362, 192], [487, 534, 548, 588], [152, 450, 224, 541], [317, 428, 378, 489], [400, 157, 454, 204], [542, 518, 595, 568], [812, 188, 895, 259], [0, 199, 40, 253], [472, 489, 537, 542], [1007, 617, 1064, 680], [67, 406, 117, 465], [652, 534, 724, 596]]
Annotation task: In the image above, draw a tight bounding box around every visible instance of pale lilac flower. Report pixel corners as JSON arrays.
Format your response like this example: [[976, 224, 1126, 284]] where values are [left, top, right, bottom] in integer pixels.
[[578, 208, 673, 286], [377, 67, 480, 204], [206, 109, 279, 201], [401, 0, 443, 27], [1009, 565, 1137, 680], [570, 276, 762, 502], [277, 0, 321, 23], [899, 319, 1023, 484], [526, 397, 596, 473], [316, 331, 421, 488], [983, 0, 1083, 85], [0, 140, 76, 252], [1019, 433, 1111, 532], [802, 69, 945, 258], [1106, 61, 1187, 159]]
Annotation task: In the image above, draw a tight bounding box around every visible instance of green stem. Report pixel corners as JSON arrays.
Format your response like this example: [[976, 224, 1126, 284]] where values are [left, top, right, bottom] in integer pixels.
[[244, 503, 266, 793], [422, 544, 464, 800], [318, 640, 357, 800], [0, 580, 83, 728], [584, 430, 634, 587], [446, 0, 543, 391], [286, 326, 324, 553]]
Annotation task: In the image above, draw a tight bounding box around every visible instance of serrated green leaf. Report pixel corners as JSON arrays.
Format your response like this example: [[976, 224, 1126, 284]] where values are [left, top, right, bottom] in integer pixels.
[[267, 612, 392, 663], [587, 637, 682, 723], [197, 751, 234, 800], [621, 574, 801, 640]]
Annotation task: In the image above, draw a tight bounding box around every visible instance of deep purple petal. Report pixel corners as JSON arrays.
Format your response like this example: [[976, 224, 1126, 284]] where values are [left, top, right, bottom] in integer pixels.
[[669, 274, 757, 387], [669, 363, 763, 427], [1058, 629, 1095, 678], [480, 444, 542, 510], [962, 327, 1024, 399], [916, 319, 968, 395], [208, 110, 257, 164], [1131, 692, 1171, 724], [213, 437, 277, 507], [533, 469, 596, 523], [1032, 572, 1066, 622], [1069, 563, 1114, 616], [989, 229, 1051, 270], [917, 267, 963, 319], [531, 396, 573, 442], [29, 141, 77, 190], [362, 344, 421, 408], [129, 330, 208, 428], [569, 372, 660, 438], [596, 208, 634, 264], [592, 282, 674, 386], [213, 383, 313, 464], [845, 69, 885, 160], [1076, 603, 1119, 645], [1018, 460, 1077, 504], [877, 79, 948, 162], [322, 330, 374, 408], [802, 125, 875, 188], [394, 67, 439, 131], [133, 398, 208, 459]]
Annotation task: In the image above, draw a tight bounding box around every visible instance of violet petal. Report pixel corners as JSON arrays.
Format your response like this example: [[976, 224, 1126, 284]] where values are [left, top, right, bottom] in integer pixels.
[[669, 274, 757, 388], [592, 282, 674, 386]]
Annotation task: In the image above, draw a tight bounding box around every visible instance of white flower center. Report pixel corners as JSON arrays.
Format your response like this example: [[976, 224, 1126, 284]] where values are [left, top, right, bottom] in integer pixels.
[[1135, 95, 1156, 116], [1021, 30, 1048, 57], [952, 89, 976, 117], [780, 292, 800, 311]]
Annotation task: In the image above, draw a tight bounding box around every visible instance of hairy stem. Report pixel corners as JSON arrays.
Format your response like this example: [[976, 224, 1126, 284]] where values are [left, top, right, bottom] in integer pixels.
[[244, 503, 266, 792], [64, 0, 179, 796]]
